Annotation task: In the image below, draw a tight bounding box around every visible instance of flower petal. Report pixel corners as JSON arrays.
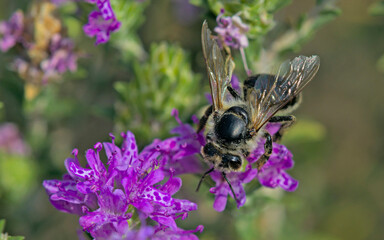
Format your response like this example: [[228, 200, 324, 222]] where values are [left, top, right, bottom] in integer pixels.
[[151, 215, 177, 230], [85, 148, 106, 176], [210, 186, 228, 212], [141, 187, 172, 207]]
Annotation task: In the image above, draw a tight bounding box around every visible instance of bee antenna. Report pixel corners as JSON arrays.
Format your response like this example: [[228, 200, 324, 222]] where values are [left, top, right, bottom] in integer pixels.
[[196, 167, 215, 192], [222, 172, 239, 204]]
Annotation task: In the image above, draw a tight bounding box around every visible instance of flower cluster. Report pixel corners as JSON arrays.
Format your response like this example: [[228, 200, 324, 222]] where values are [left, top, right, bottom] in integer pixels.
[[0, 10, 24, 52], [43, 128, 203, 239], [40, 34, 78, 82], [141, 109, 205, 176], [0, 3, 79, 99], [83, 0, 121, 45], [51, 0, 121, 45], [214, 9, 249, 50]]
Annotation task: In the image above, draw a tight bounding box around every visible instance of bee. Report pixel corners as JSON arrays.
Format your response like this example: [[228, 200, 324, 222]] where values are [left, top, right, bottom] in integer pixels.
[[196, 21, 320, 198]]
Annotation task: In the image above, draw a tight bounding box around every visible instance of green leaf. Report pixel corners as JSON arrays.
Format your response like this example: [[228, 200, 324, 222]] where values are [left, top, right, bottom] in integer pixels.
[[376, 54, 384, 73], [110, 0, 149, 62], [114, 43, 202, 147], [0, 220, 5, 233], [0, 153, 37, 202], [0, 219, 25, 240], [282, 119, 326, 143], [189, 0, 207, 7], [369, 1, 384, 15], [7, 237, 25, 240]]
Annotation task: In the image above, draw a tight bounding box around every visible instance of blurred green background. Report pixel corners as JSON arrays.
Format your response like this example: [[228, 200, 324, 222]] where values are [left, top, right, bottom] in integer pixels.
[[0, 0, 383, 239]]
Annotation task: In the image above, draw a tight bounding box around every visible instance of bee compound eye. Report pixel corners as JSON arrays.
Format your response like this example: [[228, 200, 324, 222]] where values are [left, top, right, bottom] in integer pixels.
[[222, 154, 242, 170]]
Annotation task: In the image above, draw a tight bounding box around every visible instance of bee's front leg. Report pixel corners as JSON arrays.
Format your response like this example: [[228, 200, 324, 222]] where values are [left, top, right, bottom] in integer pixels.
[[196, 167, 214, 192], [269, 115, 296, 142], [254, 132, 272, 171]]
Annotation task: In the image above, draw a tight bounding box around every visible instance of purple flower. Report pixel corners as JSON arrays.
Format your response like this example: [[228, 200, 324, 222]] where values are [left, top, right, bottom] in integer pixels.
[[214, 9, 249, 49], [141, 109, 205, 176], [209, 165, 258, 212], [201, 122, 298, 211], [230, 74, 240, 92], [83, 0, 121, 45], [43, 131, 202, 239], [0, 5, 79, 93], [0, 123, 30, 155], [0, 10, 24, 52], [249, 138, 298, 192], [41, 34, 78, 82], [152, 224, 204, 240]]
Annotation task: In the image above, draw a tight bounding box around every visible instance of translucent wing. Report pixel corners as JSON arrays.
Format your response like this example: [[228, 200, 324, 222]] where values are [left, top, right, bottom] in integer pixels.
[[201, 21, 235, 110], [248, 55, 320, 131]]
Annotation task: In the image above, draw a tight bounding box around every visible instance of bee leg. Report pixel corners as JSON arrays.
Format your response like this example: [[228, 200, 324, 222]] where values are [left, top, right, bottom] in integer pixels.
[[197, 105, 213, 133], [196, 167, 215, 192], [227, 86, 241, 99], [269, 115, 296, 142], [222, 172, 239, 203], [255, 132, 273, 171]]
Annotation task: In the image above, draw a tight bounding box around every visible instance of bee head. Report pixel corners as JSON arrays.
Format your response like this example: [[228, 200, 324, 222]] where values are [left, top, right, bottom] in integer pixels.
[[215, 106, 249, 143], [222, 154, 242, 171]]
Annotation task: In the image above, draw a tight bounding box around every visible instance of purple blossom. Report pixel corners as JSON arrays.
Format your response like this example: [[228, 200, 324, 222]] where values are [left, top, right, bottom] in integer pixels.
[[0, 123, 30, 156], [0, 7, 79, 91], [214, 9, 249, 49], [83, 0, 121, 45], [141, 109, 205, 176], [249, 138, 298, 192], [152, 224, 204, 240], [230, 74, 240, 92], [0, 10, 24, 52], [43, 131, 202, 239], [201, 123, 298, 212], [209, 165, 258, 212], [41, 34, 78, 82]]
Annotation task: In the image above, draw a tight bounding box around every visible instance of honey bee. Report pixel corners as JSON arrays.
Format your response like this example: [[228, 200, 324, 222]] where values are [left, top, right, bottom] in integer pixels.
[[196, 21, 320, 198]]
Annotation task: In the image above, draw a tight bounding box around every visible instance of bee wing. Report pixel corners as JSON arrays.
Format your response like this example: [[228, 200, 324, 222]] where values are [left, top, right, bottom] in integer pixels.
[[202, 21, 235, 111], [249, 55, 320, 131]]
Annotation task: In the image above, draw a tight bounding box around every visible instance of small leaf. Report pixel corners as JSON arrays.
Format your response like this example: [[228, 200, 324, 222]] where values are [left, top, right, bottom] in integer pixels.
[[0, 219, 5, 233]]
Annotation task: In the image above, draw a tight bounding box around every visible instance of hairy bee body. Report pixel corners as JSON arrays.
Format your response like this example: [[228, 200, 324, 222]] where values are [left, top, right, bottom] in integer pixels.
[[202, 105, 254, 172], [196, 21, 320, 195], [200, 80, 300, 173]]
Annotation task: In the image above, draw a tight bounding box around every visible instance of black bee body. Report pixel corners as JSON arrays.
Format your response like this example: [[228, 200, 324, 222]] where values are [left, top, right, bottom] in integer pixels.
[[196, 21, 320, 198], [201, 102, 256, 172]]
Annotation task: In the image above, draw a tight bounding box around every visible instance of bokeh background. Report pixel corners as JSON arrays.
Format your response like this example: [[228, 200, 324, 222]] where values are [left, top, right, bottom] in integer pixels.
[[0, 0, 383, 239]]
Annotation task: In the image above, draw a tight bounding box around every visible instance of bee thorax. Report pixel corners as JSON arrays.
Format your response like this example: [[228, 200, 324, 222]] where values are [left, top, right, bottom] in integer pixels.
[[215, 114, 246, 142]]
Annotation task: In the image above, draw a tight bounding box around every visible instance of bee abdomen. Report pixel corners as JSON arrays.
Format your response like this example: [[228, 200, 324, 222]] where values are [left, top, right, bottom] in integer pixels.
[[221, 154, 242, 171], [202, 142, 219, 157]]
